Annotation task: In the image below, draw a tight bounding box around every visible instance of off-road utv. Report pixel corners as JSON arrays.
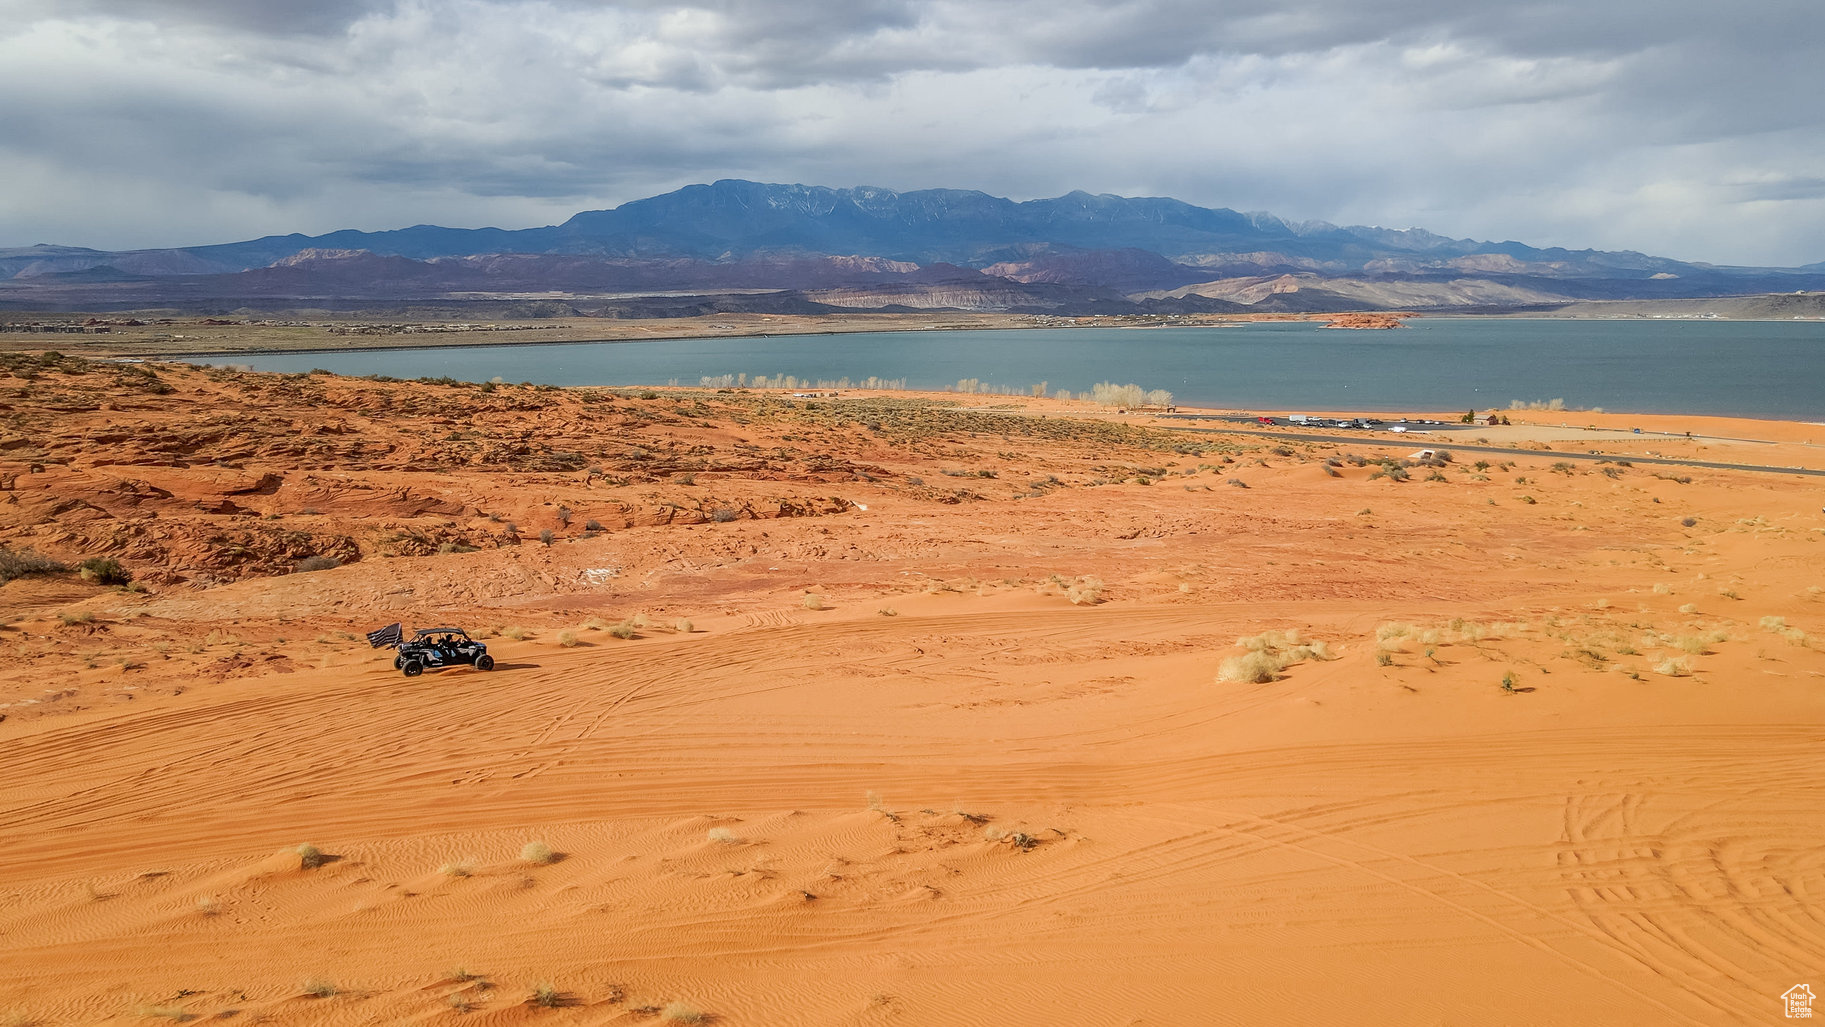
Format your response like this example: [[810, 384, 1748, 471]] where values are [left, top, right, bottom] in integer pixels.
[[393, 627, 495, 676]]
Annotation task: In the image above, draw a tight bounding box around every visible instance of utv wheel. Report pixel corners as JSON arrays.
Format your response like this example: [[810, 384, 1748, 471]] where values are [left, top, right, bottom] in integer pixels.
[[394, 654, 404, 669], [475, 654, 495, 671], [401, 659, 424, 677]]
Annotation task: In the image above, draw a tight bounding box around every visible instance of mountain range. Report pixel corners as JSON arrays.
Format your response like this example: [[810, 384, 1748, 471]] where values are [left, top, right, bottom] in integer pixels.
[[4, 180, 1823, 315]]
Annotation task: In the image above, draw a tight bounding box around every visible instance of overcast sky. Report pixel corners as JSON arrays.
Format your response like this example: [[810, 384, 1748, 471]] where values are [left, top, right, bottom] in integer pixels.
[[2, 0, 1820, 265]]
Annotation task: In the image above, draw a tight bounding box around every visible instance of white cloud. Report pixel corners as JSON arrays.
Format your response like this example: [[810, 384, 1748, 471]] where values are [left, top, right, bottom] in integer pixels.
[[0, 0, 1820, 264]]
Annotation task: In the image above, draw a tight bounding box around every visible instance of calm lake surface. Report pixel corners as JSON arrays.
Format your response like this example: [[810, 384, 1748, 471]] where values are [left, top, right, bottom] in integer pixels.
[[205, 318, 1825, 420]]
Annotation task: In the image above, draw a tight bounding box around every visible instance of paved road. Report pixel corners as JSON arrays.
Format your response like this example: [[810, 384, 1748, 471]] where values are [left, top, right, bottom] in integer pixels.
[[1158, 424, 1825, 478]]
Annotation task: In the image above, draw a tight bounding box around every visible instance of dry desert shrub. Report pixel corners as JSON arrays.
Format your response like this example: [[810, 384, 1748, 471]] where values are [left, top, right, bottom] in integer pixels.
[[530, 983, 562, 1009], [1388, 619, 1518, 650], [706, 827, 739, 844], [1238, 629, 1335, 659], [1674, 630, 1727, 654], [1218, 629, 1338, 683], [673, 618, 693, 633], [1760, 616, 1810, 645], [983, 827, 1038, 850], [520, 841, 555, 865], [501, 626, 532, 640], [1066, 576, 1104, 605], [1654, 657, 1692, 677], [296, 844, 326, 870], [1219, 649, 1284, 684], [0, 546, 67, 583], [77, 557, 131, 586], [557, 630, 580, 647], [440, 861, 475, 878], [302, 979, 338, 999], [661, 1003, 708, 1024], [802, 593, 826, 610], [609, 621, 637, 639]]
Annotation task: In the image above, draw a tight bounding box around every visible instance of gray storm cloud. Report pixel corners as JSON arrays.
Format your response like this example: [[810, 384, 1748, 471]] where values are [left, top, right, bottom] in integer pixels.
[[0, 0, 1820, 265]]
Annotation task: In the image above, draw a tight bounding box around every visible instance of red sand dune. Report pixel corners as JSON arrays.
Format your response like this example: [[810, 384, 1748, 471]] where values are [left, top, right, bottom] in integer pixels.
[[2, 359, 1822, 1024]]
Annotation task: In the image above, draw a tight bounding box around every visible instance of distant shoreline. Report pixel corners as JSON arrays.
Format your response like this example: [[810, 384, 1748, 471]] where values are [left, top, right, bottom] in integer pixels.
[[159, 310, 1825, 363], [2, 311, 1388, 360], [8, 306, 1824, 363]]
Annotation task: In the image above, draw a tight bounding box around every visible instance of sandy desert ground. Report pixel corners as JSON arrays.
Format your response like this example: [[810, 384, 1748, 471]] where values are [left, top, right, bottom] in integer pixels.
[[1, 353, 1822, 1025]]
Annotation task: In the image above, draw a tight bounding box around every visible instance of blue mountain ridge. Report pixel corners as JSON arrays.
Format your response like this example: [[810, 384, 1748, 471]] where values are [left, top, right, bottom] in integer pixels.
[[4, 181, 1823, 314], [4, 179, 1783, 276]]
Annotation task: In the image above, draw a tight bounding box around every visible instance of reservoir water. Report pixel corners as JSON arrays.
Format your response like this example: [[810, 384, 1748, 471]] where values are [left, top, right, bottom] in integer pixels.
[[203, 318, 1825, 420]]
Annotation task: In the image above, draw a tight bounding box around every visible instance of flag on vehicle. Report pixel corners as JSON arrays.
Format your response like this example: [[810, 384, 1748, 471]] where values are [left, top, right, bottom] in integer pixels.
[[366, 622, 403, 648]]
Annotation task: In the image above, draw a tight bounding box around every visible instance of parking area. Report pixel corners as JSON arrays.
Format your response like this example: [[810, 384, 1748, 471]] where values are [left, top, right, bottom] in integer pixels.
[[1164, 413, 1482, 435]]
